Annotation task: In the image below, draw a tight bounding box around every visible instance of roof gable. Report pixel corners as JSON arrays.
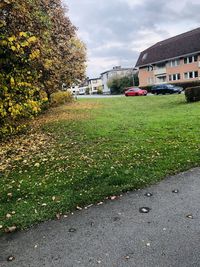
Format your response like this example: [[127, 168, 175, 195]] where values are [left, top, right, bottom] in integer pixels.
[[135, 28, 200, 67]]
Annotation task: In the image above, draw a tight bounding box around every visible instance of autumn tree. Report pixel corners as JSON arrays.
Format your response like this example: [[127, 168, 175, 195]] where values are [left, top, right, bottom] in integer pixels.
[[0, 0, 86, 136]]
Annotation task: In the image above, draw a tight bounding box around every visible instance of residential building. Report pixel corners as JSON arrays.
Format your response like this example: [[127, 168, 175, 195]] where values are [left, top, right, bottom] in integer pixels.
[[88, 78, 103, 94], [100, 66, 137, 94], [66, 78, 89, 95], [135, 28, 200, 87], [67, 85, 79, 95]]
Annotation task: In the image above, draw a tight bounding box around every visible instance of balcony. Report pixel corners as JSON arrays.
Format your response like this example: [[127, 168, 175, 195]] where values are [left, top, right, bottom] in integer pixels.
[[154, 67, 167, 75]]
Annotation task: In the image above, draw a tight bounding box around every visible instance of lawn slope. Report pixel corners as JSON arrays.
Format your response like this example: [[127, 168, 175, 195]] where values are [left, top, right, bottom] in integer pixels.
[[0, 95, 200, 232]]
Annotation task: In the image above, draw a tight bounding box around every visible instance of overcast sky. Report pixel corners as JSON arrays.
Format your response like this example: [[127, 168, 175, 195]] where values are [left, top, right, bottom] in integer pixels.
[[64, 0, 200, 78]]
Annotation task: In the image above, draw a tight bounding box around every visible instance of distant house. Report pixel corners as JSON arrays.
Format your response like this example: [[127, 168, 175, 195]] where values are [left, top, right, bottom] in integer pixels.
[[100, 66, 137, 94], [135, 27, 200, 87], [67, 84, 79, 95], [66, 79, 89, 95], [88, 78, 103, 94]]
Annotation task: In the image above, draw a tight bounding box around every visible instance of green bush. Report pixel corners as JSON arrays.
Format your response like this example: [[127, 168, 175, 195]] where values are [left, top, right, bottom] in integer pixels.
[[107, 74, 139, 95], [185, 86, 200, 102], [50, 91, 74, 107], [85, 87, 90, 95], [97, 86, 103, 94]]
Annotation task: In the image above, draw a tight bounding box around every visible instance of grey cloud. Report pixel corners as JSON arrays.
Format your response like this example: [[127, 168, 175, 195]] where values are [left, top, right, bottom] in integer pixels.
[[178, 2, 200, 21], [65, 0, 200, 77]]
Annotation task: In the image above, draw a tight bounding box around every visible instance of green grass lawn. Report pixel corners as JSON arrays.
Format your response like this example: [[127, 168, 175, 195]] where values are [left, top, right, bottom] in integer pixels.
[[1, 95, 200, 232]]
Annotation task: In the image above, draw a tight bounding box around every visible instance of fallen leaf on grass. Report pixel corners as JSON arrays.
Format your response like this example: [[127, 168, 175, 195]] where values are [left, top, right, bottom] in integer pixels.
[[5, 226, 17, 233], [110, 196, 117, 200], [34, 162, 40, 167], [56, 213, 61, 220]]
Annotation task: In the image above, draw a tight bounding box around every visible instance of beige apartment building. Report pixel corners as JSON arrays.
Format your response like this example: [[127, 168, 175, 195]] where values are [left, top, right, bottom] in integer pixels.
[[135, 28, 200, 87], [88, 77, 103, 94]]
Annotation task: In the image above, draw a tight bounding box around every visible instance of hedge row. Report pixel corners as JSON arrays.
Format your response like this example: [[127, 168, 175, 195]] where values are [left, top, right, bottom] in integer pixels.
[[185, 87, 200, 103]]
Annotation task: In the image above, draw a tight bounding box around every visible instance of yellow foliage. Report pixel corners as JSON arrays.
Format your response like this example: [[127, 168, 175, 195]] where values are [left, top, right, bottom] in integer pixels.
[[8, 104, 23, 118], [0, 19, 5, 28], [27, 36, 37, 43], [44, 59, 53, 69], [21, 41, 29, 47], [11, 45, 16, 51], [0, 30, 43, 136], [26, 99, 41, 114], [1, 40, 7, 46], [39, 90, 48, 102], [17, 82, 32, 87], [50, 91, 74, 107], [19, 32, 28, 37], [10, 77, 15, 86], [8, 36, 16, 42], [29, 49, 40, 60]]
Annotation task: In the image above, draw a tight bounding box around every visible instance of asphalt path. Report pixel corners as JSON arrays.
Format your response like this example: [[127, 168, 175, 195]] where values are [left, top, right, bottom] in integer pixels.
[[1, 168, 200, 267]]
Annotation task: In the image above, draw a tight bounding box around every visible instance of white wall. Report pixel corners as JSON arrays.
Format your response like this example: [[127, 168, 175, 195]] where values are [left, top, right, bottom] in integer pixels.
[[101, 69, 135, 94]]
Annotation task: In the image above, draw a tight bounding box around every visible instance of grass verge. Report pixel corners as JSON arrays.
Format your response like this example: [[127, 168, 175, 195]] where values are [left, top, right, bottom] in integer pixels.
[[0, 95, 200, 233]]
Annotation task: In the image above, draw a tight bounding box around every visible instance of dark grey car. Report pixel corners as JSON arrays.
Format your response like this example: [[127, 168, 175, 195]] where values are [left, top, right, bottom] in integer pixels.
[[151, 84, 182, 95]]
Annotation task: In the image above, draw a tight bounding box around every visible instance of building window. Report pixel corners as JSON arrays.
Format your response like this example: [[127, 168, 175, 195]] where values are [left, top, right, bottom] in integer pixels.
[[169, 73, 180, 81], [157, 76, 166, 83], [184, 71, 198, 79], [146, 66, 153, 71], [168, 59, 180, 67], [184, 55, 198, 64]]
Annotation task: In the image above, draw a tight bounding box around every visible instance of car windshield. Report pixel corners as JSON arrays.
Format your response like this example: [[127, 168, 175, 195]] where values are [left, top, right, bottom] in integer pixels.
[[166, 85, 174, 88], [127, 88, 139, 92]]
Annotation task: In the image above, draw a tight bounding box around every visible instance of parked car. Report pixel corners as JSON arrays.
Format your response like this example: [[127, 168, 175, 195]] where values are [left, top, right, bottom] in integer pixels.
[[125, 87, 147, 96], [151, 84, 182, 95]]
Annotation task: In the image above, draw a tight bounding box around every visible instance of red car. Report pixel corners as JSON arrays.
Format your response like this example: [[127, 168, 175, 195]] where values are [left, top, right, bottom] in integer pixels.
[[125, 87, 147, 96]]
